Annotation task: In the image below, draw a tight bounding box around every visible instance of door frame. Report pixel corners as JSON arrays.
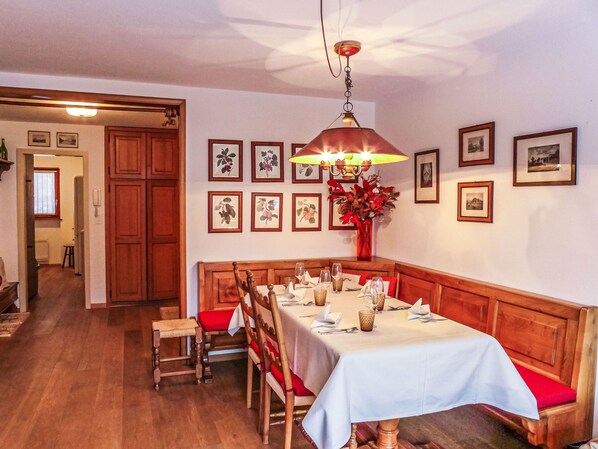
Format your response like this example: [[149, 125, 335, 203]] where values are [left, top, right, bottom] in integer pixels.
[[3, 86, 187, 316], [16, 149, 90, 310]]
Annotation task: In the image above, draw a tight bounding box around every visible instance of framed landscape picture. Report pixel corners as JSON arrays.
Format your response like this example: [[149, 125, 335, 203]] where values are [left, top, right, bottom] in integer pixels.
[[251, 192, 283, 232], [329, 199, 357, 230], [457, 181, 494, 223], [292, 193, 321, 231], [459, 122, 495, 167], [28, 130, 50, 147], [513, 127, 577, 186], [56, 132, 78, 148], [291, 143, 322, 183], [414, 149, 439, 203], [251, 141, 284, 182], [208, 139, 243, 181], [208, 191, 242, 233]]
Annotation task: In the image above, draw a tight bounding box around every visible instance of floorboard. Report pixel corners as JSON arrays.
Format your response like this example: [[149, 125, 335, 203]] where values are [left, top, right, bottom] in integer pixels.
[[0, 265, 537, 449]]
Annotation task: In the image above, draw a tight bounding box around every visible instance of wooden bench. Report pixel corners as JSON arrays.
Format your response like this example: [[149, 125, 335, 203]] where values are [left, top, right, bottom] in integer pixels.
[[396, 261, 597, 449]]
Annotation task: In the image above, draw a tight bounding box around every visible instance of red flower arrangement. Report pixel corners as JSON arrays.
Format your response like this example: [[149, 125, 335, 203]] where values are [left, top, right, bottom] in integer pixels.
[[328, 173, 400, 224]]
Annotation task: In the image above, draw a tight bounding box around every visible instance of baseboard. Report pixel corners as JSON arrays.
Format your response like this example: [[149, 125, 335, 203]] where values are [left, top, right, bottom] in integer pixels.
[[90, 303, 107, 309]]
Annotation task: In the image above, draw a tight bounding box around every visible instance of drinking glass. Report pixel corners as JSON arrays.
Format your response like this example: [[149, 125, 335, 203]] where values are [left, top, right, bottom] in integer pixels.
[[370, 276, 384, 312], [295, 262, 305, 284], [319, 268, 331, 289], [331, 263, 342, 280]]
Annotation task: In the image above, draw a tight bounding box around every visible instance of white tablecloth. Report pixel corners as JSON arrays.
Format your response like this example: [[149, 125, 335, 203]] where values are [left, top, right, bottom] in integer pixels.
[[229, 286, 539, 449]]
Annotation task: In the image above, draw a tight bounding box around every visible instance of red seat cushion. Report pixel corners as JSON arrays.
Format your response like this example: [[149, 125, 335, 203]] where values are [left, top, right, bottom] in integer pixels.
[[359, 274, 398, 298], [515, 363, 577, 409], [198, 309, 235, 332], [270, 364, 314, 397], [249, 339, 260, 354]]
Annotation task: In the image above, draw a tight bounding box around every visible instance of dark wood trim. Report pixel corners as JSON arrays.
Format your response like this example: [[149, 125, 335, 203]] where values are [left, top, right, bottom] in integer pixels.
[[178, 101, 187, 319], [251, 192, 283, 232], [292, 193, 322, 231]]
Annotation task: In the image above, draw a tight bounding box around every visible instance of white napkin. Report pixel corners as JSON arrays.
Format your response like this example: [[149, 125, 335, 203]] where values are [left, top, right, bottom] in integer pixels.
[[408, 298, 431, 320], [357, 280, 371, 297], [300, 271, 319, 287], [282, 283, 307, 301], [310, 304, 342, 329]]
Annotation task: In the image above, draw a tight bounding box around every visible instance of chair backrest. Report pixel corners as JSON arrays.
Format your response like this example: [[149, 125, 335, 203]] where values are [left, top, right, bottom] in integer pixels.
[[232, 262, 260, 353], [359, 273, 398, 298], [246, 271, 293, 394]]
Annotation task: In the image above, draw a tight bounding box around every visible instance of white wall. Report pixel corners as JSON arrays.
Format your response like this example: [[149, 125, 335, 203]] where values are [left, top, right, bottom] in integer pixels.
[[0, 73, 374, 311], [34, 155, 83, 265]]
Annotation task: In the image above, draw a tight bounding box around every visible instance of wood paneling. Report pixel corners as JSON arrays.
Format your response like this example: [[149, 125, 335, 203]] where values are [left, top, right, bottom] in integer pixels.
[[110, 130, 146, 178], [438, 287, 489, 332], [148, 133, 178, 179], [398, 274, 434, 305]]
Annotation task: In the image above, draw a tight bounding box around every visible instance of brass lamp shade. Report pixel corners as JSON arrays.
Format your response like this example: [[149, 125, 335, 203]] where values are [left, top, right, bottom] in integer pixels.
[[289, 126, 409, 166]]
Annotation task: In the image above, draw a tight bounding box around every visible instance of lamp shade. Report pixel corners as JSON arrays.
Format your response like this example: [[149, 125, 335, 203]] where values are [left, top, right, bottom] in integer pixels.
[[289, 126, 409, 166]]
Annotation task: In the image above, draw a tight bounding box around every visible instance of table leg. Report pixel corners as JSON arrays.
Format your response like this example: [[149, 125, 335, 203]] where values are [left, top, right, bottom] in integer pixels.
[[376, 419, 400, 449]]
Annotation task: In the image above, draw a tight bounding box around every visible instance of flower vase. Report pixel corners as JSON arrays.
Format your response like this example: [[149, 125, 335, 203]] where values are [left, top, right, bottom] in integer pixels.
[[356, 220, 373, 260]]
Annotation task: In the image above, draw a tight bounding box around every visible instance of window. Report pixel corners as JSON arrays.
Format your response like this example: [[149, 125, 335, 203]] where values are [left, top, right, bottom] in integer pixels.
[[34, 168, 60, 220]]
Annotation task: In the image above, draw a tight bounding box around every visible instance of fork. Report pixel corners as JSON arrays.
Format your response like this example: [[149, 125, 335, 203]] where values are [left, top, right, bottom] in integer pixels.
[[387, 305, 410, 311], [318, 326, 358, 335]]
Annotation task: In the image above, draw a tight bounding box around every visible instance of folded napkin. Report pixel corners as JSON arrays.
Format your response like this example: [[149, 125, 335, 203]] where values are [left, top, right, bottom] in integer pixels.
[[357, 280, 371, 297], [300, 271, 319, 287], [408, 298, 431, 320], [281, 283, 307, 301], [310, 304, 342, 329]]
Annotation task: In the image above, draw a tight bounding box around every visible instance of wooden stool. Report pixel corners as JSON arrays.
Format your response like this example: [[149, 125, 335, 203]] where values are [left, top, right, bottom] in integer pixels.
[[151, 318, 201, 391], [61, 245, 74, 269]]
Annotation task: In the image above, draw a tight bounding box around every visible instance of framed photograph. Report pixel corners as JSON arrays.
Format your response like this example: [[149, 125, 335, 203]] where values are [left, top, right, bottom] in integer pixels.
[[251, 141, 284, 182], [292, 193, 322, 231], [457, 181, 494, 223], [414, 149, 439, 203], [459, 122, 495, 167], [329, 199, 357, 230], [28, 131, 50, 147], [291, 143, 322, 183], [513, 127, 577, 186], [251, 192, 283, 232], [208, 191, 243, 233], [56, 132, 78, 148], [208, 139, 243, 182]]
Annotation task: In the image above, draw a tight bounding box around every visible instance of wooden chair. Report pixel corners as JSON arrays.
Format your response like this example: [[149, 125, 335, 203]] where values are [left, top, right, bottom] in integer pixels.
[[232, 262, 264, 431], [197, 308, 235, 383], [246, 272, 316, 449]]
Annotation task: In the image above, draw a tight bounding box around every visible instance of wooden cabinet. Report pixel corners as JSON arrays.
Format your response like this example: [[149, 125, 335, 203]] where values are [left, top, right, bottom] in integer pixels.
[[106, 127, 179, 305]]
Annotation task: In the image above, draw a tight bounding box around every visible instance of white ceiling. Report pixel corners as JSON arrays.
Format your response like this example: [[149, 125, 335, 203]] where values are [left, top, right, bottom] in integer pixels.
[[0, 0, 594, 103]]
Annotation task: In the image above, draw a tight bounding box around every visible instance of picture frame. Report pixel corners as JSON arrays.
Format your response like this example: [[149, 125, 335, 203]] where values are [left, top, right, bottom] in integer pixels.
[[251, 192, 283, 232], [513, 127, 577, 186], [459, 122, 495, 167], [28, 131, 50, 147], [457, 181, 494, 223], [292, 193, 322, 231], [56, 132, 79, 148], [207, 191, 243, 233], [329, 199, 357, 230], [414, 149, 439, 203], [251, 141, 284, 182], [291, 143, 322, 183], [208, 139, 243, 182], [329, 170, 359, 183]]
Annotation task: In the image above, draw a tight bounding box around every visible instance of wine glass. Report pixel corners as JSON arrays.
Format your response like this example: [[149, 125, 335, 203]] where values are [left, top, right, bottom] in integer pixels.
[[370, 276, 384, 312], [295, 262, 305, 284], [331, 263, 342, 280], [319, 268, 331, 289]]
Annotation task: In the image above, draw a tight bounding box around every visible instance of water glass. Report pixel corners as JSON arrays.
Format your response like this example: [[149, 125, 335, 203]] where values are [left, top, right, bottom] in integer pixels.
[[331, 263, 342, 280], [332, 276, 344, 292], [359, 309, 375, 332], [313, 287, 327, 306], [319, 268, 331, 289]]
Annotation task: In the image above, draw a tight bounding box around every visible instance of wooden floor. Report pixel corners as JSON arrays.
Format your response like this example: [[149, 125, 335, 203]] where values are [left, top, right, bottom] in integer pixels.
[[0, 265, 537, 449]]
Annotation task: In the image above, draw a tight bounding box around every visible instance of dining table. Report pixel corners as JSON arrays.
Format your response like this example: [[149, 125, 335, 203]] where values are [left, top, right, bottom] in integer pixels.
[[228, 283, 539, 449]]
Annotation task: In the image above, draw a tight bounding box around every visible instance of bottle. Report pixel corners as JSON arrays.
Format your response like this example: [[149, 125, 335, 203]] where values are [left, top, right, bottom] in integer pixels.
[[0, 138, 7, 161]]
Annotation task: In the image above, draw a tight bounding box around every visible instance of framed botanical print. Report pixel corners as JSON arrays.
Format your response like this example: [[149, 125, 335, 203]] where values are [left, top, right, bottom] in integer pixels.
[[251, 141, 284, 182], [291, 143, 322, 183], [292, 193, 321, 231], [208, 139, 243, 181], [208, 191, 243, 233], [513, 127, 577, 186], [329, 199, 357, 230], [251, 192, 283, 232], [459, 122, 495, 167], [457, 181, 494, 223], [414, 149, 439, 203]]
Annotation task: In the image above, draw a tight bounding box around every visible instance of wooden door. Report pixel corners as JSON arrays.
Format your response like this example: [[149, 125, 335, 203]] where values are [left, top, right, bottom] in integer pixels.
[[109, 130, 146, 179], [109, 180, 147, 302], [147, 180, 179, 301], [147, 132, 178, 179], [25, 155, 38, 300]]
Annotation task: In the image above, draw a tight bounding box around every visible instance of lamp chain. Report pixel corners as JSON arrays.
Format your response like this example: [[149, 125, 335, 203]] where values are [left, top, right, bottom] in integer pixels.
[[343, 56, 353, 113]]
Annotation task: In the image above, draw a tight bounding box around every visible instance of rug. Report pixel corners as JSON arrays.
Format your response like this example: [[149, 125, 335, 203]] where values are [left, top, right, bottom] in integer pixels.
[[0, 312, 30, 338]]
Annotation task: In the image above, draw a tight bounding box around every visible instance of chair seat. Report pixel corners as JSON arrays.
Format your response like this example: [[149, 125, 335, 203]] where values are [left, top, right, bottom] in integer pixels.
[[270, 364, 314, 397], [198, 309, 235, 332], [359, 274, 398, 298], [152, 318, 198, 338], [514, 363, 577, 409]]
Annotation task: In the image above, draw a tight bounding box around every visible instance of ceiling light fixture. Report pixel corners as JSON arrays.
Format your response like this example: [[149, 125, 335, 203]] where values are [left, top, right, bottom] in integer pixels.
[[65, 103, 98, 118], [289, 4, 408, 178]]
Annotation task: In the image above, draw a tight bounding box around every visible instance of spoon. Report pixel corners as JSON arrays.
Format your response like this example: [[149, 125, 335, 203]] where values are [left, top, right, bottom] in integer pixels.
[[318, 326, 358, 335]]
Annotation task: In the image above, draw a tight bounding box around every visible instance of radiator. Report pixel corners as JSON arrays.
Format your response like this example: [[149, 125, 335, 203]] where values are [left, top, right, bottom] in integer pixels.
[[35, 240, 49, 263]]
